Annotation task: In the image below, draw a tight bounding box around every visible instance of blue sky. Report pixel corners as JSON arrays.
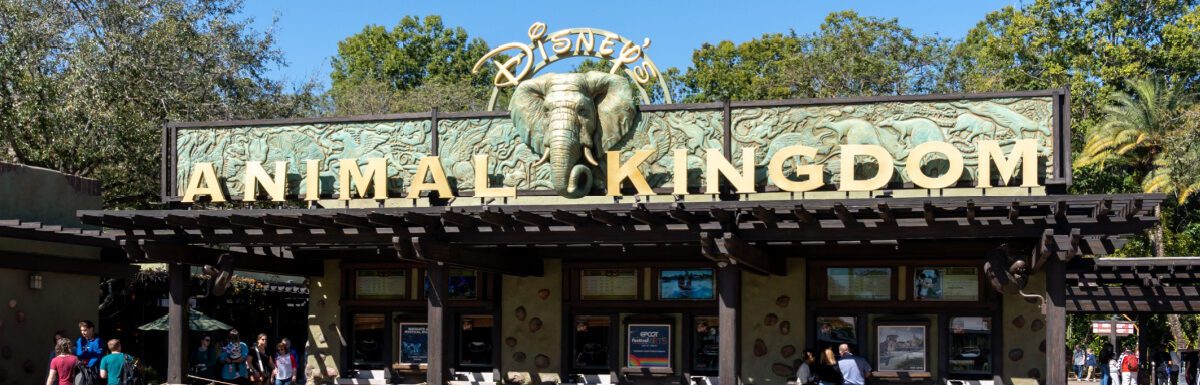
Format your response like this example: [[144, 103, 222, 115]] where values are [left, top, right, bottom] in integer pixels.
[[241, 0, 1020, 88]]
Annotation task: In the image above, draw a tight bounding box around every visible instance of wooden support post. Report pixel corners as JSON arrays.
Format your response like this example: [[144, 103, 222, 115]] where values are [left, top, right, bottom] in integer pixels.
[[1045, 256, 1067, 385], [1137, 314, 1150, 383], [718, 264, 740, 385], [167, 262, 190, 385], [427, 263, 450, 385]]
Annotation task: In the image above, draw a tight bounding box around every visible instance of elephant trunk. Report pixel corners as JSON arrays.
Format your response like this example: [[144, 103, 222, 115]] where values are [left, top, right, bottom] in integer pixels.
[[547, 106, 593, 198]]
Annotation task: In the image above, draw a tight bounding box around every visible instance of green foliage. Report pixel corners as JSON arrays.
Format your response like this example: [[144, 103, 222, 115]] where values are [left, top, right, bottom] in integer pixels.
[[682, 11, 954, 102], [328, 15, 492, 114], [0, 0, 320, 209], [571, 59, 685, 104]]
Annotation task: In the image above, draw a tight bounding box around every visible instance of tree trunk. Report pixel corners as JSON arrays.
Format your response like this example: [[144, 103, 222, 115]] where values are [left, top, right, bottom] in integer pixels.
[[1152, 206, 1189, 349]]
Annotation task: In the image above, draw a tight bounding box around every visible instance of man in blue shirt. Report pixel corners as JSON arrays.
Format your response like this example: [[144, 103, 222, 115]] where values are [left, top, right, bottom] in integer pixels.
[[838, 344, 873, 385], [76, 320, 105, 369], [220, 329, 250, 384]]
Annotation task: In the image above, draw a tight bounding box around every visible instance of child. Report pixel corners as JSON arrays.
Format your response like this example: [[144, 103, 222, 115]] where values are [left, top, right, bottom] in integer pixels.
[[272, 342, 296, 385]]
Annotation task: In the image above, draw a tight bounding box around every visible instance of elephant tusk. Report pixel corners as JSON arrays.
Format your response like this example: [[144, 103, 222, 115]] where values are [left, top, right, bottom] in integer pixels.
[[582, 150, 600, 167], [532, 151, 550, 167]]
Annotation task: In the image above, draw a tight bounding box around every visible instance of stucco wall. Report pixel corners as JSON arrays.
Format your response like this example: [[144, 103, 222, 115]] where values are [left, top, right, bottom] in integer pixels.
[[1002, 273, 1047, 384], [305, 259, 343, 383], [0, 267, 98, 385], [0, 162, 101, 226], [500, 259, 563, 384], [740, 259, 807, 384]]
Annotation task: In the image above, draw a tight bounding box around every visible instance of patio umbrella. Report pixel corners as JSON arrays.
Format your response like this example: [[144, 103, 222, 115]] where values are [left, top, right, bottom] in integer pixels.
[[138, 308, 233, 332]]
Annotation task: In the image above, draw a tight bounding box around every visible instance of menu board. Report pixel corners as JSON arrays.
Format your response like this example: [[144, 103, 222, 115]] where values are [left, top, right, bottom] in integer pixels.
[[914, 267, 978, 301], [627, 324, 671, 368], [827, 267, 892, 301], [580, 269, 639, 300], [356, 270, 407, 300], [398, 323, 429, 364]]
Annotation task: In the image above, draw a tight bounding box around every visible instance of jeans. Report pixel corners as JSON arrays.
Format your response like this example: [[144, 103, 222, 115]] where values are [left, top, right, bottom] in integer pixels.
[[1102, 365, 1111, 385], [274, 380, 293, 385]]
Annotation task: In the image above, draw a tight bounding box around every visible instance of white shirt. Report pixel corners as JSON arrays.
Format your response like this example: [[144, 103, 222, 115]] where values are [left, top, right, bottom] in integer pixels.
[[274, 353, 294, 379]]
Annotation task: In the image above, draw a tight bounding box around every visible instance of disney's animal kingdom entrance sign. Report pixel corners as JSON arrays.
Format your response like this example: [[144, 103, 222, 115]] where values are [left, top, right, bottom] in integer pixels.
[[165, 24, 1070, 205]]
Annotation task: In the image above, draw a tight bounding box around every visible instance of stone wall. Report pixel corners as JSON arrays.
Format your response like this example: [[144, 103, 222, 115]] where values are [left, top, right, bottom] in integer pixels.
[[1001, 273, 1047, 384], [740, 259, 807, 384], [500, 259, 563, 384], [0, 267, 97, 385]]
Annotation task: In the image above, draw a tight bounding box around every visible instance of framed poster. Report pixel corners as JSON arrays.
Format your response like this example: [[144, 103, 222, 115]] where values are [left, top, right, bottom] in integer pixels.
[[398, 323, 429, 364], [876, 324, 927, 372], [827, 267, 892, 301], [658, 268, 715, 300], [355, 270, 408, 300], [914, 267, 978, 301], [448, 269, 479, 300], [580, 269, 639, 300], [627, 324, 671, 368], [816, 316, 857, 349]]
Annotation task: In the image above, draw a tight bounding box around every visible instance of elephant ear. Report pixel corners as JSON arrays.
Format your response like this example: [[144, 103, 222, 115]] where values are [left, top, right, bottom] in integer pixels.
[[584, 71, 637, 153], [510, 75, 553, 153]]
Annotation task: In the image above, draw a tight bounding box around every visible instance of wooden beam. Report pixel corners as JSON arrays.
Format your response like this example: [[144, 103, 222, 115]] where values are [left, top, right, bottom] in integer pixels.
[[299, 214, 338, 229], [752, 206, 780, 228], [717, 264, 740, 385], [403, 212, 443, 230], [878, 203, 897, 226], [426, 263, 449, 385], [923, 201, 936, 225], [479, 210, 520, 230], [589, 209, 628, 226], [1045, 256, 1067, 385], [630, 207, 666, 226], [832, 203, 855, 227], [792, 205, 816, 224], [1124, 199, 1144, 219], [700, 233, 785, 276], [167, 263, 190, 384], [551, 210, 599, 228], [441, 211, 481, 232], [366, 213, 408, 228], [263, 214, 303, 229], [409, 237, 542, 277], [333, 213, 376, 229], [668, 206, 701, 225], [228, 214, 265, 229], [1053, 200, 1068, 222], [1008, 201, 1021, 222], [1094, 198, 1113, 218], [512, 210, 553, 228], [965, 201, 976, 223], [138, 242, 322, 276]]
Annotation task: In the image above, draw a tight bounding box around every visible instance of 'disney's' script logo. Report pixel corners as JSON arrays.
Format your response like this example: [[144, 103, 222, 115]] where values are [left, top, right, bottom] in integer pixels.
[[472, 22, 672, 110]]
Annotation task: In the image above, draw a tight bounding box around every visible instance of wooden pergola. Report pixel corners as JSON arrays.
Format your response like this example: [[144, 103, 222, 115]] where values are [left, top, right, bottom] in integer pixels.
[[80, 193, 1162, 385]]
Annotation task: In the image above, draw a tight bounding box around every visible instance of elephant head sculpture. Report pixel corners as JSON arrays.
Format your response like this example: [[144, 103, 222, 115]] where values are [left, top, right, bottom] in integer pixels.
[[510, 71, 637, 198]]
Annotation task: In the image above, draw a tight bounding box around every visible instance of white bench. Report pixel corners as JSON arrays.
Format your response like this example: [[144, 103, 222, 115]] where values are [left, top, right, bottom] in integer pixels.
[[334, 370, 391, 385], [450, 371, 498, 385]]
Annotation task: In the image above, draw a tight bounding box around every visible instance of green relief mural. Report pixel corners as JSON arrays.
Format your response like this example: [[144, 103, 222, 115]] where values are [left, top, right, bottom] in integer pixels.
[[175, 120, 432, 196], [172, 73, 1057, 200], [730, 98, 1054, 187]]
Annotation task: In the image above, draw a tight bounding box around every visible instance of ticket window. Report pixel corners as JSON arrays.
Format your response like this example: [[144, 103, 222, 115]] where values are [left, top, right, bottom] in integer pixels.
[[691, 316, 719, 375], [948, 317, 993, 377], [458, 314, 495, 369], [351, 313, 387, 369], [572, 315, 613, 372]]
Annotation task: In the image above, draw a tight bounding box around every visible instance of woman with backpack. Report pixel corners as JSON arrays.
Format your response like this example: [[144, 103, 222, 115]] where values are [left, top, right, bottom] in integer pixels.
[[46, 338, 78, 385]]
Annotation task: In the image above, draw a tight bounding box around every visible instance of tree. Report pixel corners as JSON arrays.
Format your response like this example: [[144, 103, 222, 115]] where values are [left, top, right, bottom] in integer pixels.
[[682, 11, 953, 102], [328, 15, 492, 114], [0, 0, 319, 209]]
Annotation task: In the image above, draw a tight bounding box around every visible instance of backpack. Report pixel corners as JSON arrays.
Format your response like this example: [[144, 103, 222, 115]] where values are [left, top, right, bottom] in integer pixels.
[[119, 355, 144, 385], [1122, 354, 1140, 372], [73, 362, 100, 385]]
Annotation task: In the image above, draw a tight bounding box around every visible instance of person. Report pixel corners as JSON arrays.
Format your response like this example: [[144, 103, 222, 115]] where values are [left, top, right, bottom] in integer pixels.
[[46, 338, 78, 385], [49, 330, 66, 360], [1122, 347, 1141, 385], [76, 320, 105, 370], [1076, 346, 1088, 381], [1162, 345, 1180, 385], [1100, 343, 1115, 385], [221, 329, 250, 385], [837, 343, 872, 385], [795, 349, 817, 385], [280, 338, 303, 385], [1114, 347, 1128, 385], [248, 333, 274, 385], [193, 334, 219, 380], [813, 348, 844, 385], [1087, 348, 1097, 381], [273, 342, 297, 385], [99, 339, 130, 385]]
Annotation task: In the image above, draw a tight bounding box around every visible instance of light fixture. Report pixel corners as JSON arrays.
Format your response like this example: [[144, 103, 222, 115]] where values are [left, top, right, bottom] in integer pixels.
[[29, 272, 43, 290]]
